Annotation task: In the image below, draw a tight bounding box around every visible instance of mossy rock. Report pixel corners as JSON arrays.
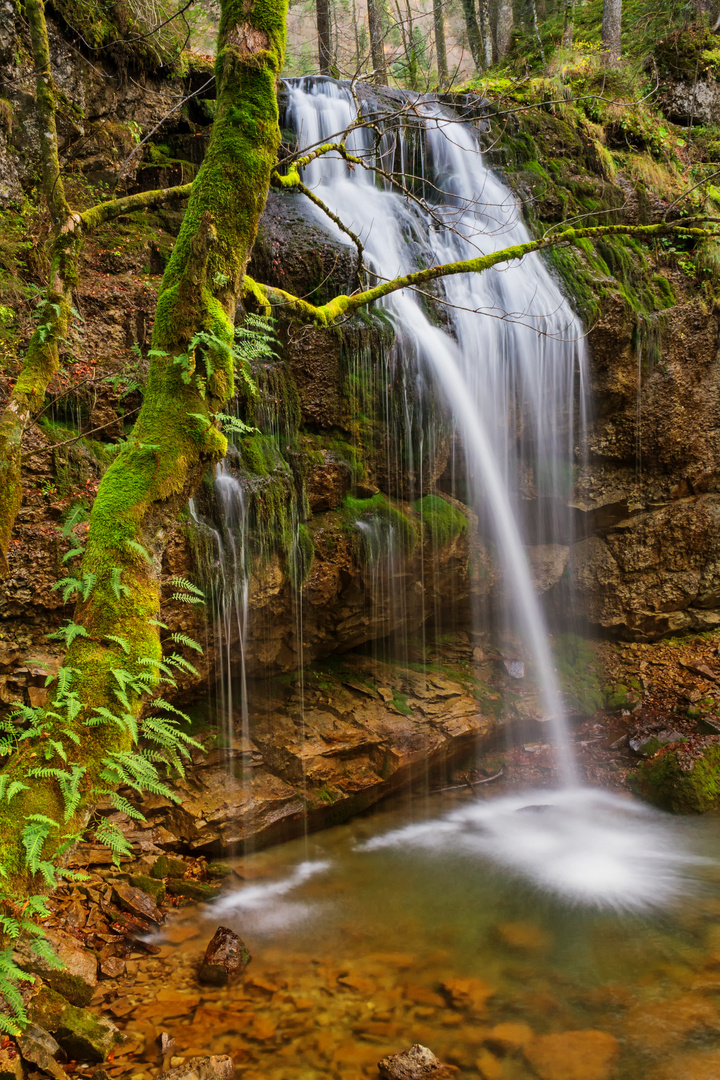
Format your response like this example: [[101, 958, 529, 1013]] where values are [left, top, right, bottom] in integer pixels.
[[56, 1005, 124, 1063], [150, 855, 187, 880], [414, 494, 467, 547], [27, 986, 71, 1033], [165, 880, 222, 902], [630, 737, 720, 813], [129, 874, 166, 904], [205, 862, 234, 879]]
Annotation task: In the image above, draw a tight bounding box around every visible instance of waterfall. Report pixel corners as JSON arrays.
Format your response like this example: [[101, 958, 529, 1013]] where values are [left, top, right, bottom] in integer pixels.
[[285, 77, 586, 782]]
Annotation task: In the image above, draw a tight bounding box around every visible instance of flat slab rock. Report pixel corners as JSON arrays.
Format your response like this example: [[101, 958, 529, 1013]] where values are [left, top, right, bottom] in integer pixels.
[[378, 1045, 457, 1079]]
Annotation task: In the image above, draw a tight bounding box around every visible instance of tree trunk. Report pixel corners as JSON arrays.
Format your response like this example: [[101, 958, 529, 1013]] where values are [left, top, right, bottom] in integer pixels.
[[562, 0, 574, 47], [495, 0, 514, 58], [316, 0, 333, 74], [479, 0, 493, 68], [0, 0, 287, 906], [602, 0, 622, 63], [367, 0, 387, 83], [530, 0, 546, 65], [433, 0, 448, 85], [460, 0, 483, 69]]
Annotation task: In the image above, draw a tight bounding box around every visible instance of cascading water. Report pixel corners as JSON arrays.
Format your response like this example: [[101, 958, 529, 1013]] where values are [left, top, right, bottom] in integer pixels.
[[286, 77, 582, 783], [274, 77, 713, 909]]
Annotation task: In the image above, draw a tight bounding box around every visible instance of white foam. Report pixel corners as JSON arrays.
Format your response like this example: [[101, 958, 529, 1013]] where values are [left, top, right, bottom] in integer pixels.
[[359, 789, 711, 911]]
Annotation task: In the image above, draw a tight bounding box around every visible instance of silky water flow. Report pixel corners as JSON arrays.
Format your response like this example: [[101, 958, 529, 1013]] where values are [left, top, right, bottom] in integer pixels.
[[196, 77, 715, 910]]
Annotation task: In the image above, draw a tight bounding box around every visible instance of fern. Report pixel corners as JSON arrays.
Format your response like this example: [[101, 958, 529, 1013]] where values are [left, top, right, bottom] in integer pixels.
[[110, 568, 130, 600], [46, 621, 88, 648], [125, 539, 153, 565], [107, 792, 146, 822], [105, 634, 130, 655], [93, 820, 133, 866], [171, 632, 203, 654], [170, 575, 205, 606], [21, 816, 58, 873]]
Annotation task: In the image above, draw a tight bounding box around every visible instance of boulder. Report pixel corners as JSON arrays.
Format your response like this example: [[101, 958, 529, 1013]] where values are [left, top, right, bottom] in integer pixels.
[[156, 1056, 234, 1080], [151, 856, 188, 880], [198, 927, 250, 986], [129, 874, 166, 903], [378, 1045, 456, 1079], [55, 1006, 123, 1063], [112, 882, 163, 924], [17, 1024, 66, 1080], [630, 736, 720, 812], [14, 929, 97, 1007]]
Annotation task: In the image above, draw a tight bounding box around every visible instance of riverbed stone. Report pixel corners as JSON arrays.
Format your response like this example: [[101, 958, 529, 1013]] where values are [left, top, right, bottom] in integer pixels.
[[198, 927, 251, 986], [112, 882, 164, 924], [377, 1044, 456, 1078], [524, 1030, 619, 1080], [156, 1056, 234, 1080]]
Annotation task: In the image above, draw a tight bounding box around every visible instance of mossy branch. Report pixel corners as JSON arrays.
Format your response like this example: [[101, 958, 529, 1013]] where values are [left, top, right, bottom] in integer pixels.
[[78, 182, 193, 231], [246, 220, 720, 325]]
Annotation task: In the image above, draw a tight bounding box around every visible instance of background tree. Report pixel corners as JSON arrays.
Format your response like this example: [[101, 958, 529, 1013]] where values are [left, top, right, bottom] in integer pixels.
[[602, 0, 622, 62], [316, 0, 333, 73], [367, 0, 388, 81], [434, 0, 449, 84], [495, 0, 514, 58]]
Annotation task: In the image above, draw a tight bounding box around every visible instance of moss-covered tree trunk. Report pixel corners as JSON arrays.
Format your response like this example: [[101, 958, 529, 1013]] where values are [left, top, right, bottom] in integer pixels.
[[0, 0, 286, 901]]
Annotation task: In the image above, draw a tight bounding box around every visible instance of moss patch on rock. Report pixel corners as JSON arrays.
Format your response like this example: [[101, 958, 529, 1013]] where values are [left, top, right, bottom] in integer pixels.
[[630, 736, 720, 813]]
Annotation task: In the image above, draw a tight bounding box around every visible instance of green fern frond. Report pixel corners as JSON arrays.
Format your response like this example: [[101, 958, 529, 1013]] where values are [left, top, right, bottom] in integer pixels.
[[170, 632, 203, 654]]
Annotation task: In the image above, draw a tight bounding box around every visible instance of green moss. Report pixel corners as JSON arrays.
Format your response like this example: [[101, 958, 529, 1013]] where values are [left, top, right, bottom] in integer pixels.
[[129, 873, 166, 903], [630, 739, 720, 813], [342, 493, 419, 558], [554, 633, 604, 716], [165, 879, 222, 901], [414, 494, 467, 547], [289, 522, 314, 588]]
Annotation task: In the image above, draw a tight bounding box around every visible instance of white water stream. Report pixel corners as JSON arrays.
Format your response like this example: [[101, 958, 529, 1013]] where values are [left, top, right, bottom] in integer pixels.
[[287, 77, 582, 782]]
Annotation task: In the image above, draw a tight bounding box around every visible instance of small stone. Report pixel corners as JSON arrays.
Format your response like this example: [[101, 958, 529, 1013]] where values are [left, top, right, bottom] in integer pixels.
[[485, 1022, 534, 1052], [524, 1030, 619, 1080], [496, 922, 551, 951], [157, 1034, 176, 1056], [198, 927, 250, 986], [112, 884, 163, 924], [440, 977, 495, 1013], [99, 956, 126, 980], [378, 1044, 456, 1079], [475, 1050, 502, 1080]]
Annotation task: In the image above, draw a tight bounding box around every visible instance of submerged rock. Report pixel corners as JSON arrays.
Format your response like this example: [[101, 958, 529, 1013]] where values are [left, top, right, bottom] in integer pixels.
[[377, 1044, 456, 1079], [156, 1056, 234, 1080], [524, 1030, 619, 1080], [198, 927, 251, 986]]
